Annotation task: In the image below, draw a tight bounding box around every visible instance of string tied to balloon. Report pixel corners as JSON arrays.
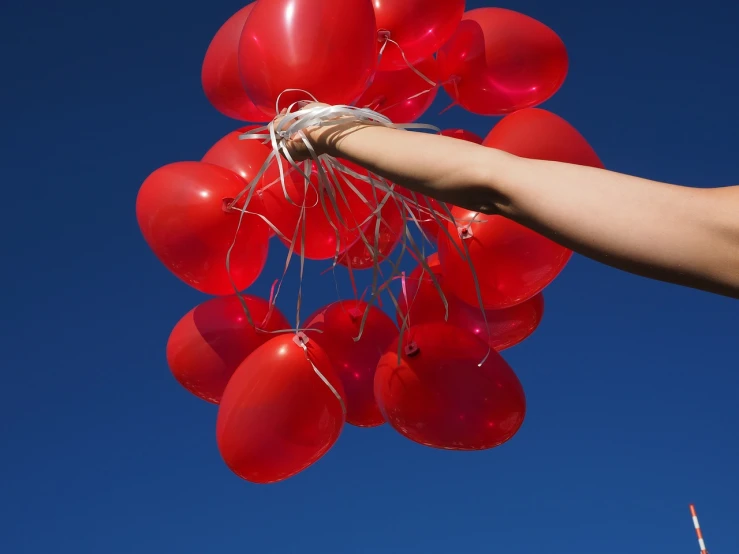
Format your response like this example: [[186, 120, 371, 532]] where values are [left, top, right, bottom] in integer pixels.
[[293, 331, 346, 416], [228, 99, 495, 374], [404, 341, 420, 358], [374, 30, 460, 115], [455, 212, 484, 237], [376, 31, 437, 88], [365, 31, 443, 119], [433, 207, 495, 368]]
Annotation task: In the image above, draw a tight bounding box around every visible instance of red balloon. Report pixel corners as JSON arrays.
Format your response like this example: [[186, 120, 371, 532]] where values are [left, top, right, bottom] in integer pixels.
[[217, 333, 346, 483], [136, 162, 269, 295], [167, 295, 290, 404], [374, 0, 465, 71], [441, 129, 483, 144], [438, 108, 603, 309], [202, 126, 279, 237], [338, 193, 404, 269], [201, 4, 271, 122], [239, 0, 377, 116], [483, 108, 605, 168], [259, 160, 376, 260], [398, 255, 544, 351], [437, 8, 568, 115], [374, 323, 526, 450], [356, 57, 438, 123], [305, 301, 398, 427], [202, 126, 272, 184]]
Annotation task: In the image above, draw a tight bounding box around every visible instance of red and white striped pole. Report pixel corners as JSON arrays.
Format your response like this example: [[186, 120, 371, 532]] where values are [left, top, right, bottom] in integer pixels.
[[689, 504, 708, 554]]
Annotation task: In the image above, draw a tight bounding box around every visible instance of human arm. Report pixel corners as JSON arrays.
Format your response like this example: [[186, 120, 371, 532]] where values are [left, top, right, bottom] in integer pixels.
[[293, 120, 739, 299]]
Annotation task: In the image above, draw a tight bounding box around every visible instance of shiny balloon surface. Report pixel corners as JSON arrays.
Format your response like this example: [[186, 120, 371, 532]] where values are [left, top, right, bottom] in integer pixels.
[[217, 334, 346, 483]]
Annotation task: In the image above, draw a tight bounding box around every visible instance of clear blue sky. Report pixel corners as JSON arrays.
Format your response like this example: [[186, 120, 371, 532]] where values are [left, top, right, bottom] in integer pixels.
[[1, 0, 737, 552]]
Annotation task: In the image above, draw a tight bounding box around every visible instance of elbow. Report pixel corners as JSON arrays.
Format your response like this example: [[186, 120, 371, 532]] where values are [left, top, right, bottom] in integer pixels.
[[453, 149, 519, 216], [703, 188, 739, 297]]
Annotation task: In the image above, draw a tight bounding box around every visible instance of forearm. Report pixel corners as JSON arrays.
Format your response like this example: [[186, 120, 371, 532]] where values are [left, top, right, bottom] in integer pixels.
[[318, 122, 504, 211], [314, 123, 739, 298], [493, 158, 739, 298]]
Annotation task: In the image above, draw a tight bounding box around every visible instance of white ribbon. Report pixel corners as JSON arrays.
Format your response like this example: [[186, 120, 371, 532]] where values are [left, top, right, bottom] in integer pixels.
[[228, 101, 492, 382]]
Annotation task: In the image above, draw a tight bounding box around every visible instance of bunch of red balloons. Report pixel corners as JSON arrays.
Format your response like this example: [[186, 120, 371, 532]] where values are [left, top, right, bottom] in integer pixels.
[[136, 0, 604, 484]]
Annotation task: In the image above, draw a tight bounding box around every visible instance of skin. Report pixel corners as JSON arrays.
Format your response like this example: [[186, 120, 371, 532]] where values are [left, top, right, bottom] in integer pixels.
[[279, 109, 739, 300]]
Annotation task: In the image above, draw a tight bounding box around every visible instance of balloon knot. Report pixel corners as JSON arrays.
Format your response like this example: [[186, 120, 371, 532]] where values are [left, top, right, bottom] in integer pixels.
[[458, 226, 473, 239], [293, 331, 310, 349], [222, 198, 235, 213], [404, 342, 420, 357], [377, 29, 391, 42]]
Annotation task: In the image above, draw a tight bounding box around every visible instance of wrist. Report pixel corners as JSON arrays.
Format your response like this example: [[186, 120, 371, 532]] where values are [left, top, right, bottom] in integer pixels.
[[304, 125, 334, 157], [307, 120, 377, 158]]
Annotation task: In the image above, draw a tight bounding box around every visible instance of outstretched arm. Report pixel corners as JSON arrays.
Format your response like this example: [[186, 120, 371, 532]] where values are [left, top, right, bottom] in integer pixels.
[[296, 121, 739, 299]]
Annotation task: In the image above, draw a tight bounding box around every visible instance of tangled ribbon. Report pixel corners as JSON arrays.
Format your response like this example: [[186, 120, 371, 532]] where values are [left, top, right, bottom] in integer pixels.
[[220, 38, 490, 407]]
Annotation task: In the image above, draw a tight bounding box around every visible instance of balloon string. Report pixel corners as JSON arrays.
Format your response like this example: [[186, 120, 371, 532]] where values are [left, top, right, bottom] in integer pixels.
[[233, 102, 479, 373], [343, 177, 407, 342], [295, 200, 307, 332], [222, 193, 319, 337], [273, 89, 319, 119], [324, 159, 397, 315], [400, 271, 410, 331], [378, 75, 460, 118], [359, 36, 439, 117], [345, 257, 360, 301], [382, 36, 437, 87], [274, 104, 489, 367], [231, 108, 394, 356], [224, 204, 321, 338], [374, 86, 435, 117], [439, 76, 462, 115], [302, 154, 377, 322], [359, 212, 437, 359], [265, 279, 279, 326], [293, 332, 346, 416], [330, 159, 445, 344], [239, 104, 451, 257], [344, 31, 391, 107], [436, 208, 493, 367], [331, 157, 453, 232], [225, 103, 493, 384], [224, 172, 263, 330], [323, 170, 406, 341]]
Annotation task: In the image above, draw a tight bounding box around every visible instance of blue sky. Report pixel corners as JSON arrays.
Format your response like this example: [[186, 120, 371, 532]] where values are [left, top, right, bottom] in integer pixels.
[[1, 0, 737, 552]]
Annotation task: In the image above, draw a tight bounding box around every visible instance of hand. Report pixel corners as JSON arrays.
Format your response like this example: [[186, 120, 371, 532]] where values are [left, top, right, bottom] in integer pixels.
[[272, 102, 376, 162], [272, 102, 331, 162]]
